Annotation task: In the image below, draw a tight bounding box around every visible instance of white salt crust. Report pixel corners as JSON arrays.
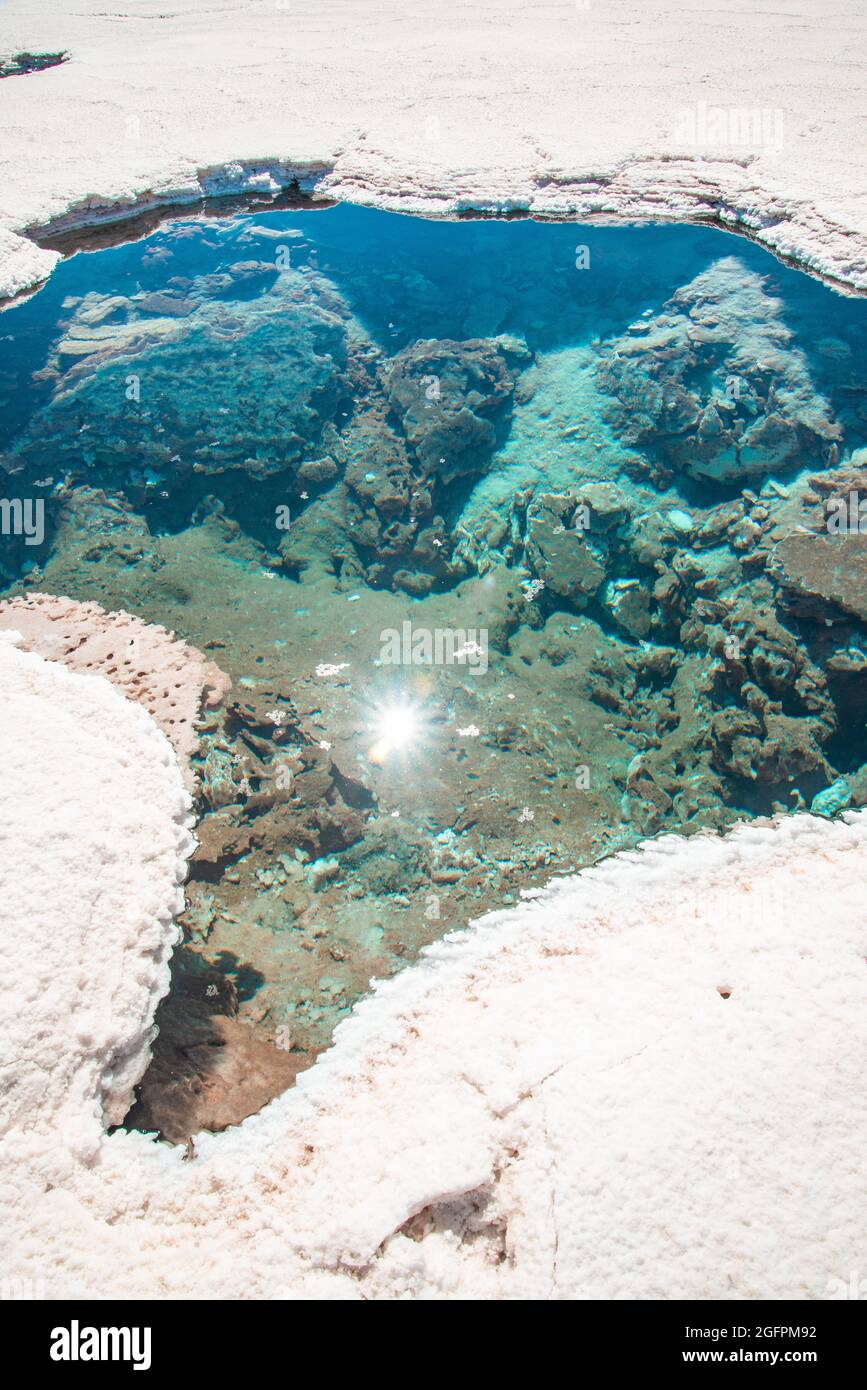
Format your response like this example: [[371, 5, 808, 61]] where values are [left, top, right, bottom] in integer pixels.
[[0, 0, 866, 301], [0, 634, 195, 1148], [1, 634, 865, 1300]]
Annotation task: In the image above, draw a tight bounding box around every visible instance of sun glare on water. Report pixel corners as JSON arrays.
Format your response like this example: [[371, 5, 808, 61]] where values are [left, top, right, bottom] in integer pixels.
[[368, 698, 424, 762]]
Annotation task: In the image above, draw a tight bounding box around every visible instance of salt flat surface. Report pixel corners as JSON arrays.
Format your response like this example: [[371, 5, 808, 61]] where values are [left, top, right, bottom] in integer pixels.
[[0, 0, 865, 298]]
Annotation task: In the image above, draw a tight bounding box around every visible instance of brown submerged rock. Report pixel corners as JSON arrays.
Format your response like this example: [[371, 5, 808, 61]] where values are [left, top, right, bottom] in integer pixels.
[[769, 532, 867, 623], [383, 336, 519, 483], [124, 953, 302, 1146], [525, 492, 608, 604]]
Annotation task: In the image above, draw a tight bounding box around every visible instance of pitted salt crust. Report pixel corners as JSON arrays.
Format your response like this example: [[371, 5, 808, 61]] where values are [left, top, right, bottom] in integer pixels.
[[0, 593, 230, 789]]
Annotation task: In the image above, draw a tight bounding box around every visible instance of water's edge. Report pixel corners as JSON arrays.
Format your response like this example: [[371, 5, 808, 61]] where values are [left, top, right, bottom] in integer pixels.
[[5, 162, 867, 311]]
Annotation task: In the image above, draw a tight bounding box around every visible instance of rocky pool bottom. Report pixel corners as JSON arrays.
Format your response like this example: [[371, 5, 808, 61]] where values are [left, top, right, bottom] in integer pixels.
[[1, 207, 866, 1141]]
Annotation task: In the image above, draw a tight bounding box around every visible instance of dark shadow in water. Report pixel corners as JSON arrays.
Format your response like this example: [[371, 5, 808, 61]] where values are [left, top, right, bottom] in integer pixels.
[[121, 943, 301, 1146]]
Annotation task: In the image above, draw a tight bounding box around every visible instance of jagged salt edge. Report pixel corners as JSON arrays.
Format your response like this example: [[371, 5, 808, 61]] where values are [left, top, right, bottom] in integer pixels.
[[1, 157, 866, 301]]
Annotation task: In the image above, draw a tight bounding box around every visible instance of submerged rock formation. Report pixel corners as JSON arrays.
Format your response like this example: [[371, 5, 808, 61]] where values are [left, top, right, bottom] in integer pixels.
[[4, 258, 349, 495], [382, 336, 520, 484], [596, 258, 841, 484], [769, 532, 867, 624]]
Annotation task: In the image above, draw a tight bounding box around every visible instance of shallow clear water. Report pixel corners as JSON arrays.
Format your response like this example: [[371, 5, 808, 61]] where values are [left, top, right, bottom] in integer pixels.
[[2, 205, 866, 1138]]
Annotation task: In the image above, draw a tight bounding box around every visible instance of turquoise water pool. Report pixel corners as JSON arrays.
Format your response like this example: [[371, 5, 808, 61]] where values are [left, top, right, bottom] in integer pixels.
[[2, 204, 865, 1137]]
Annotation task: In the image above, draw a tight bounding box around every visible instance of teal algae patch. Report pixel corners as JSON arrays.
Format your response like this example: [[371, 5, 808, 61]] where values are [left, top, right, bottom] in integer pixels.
[[1, 207, 866, 1138]]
